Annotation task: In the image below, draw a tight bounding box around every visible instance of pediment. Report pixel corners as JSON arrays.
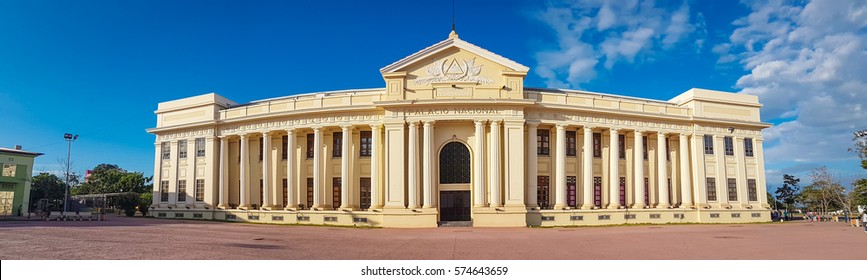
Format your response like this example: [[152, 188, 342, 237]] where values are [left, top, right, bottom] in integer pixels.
[[380, 34, 529, 75]]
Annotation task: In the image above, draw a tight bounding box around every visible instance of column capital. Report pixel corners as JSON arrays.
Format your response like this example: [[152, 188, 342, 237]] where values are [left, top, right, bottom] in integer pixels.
[[555, 123, 567, 129], [423, 120, 435, 127], [609, 127, 619, 133], [261, 131, 272, 136], [312, 126, 322, 132], [633, 129, 644, 134], [526, 120, 540, 127], [239, 133, 250, 139], [408, 121, 419, 128], [582, 125, 595, 131], [490, 119, 502, 125], [284, 127, 296, 133], [340, 124, 353, 131], [474, 120, 486, 126], [371, 123, 383, 131]]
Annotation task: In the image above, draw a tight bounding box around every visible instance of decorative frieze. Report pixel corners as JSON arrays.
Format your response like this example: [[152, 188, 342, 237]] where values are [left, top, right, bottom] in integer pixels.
[[157, 129, 214, 141], [219, 113, 383, 135]]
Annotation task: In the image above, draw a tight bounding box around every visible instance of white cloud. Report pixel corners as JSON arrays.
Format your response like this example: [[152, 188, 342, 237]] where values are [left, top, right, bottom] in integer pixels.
[[724, 0, 867, 172], [533, 0, 701, 88]]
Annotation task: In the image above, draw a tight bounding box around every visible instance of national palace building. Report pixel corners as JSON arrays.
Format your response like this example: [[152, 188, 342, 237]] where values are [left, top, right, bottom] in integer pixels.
[[147, 31, 772, 227]]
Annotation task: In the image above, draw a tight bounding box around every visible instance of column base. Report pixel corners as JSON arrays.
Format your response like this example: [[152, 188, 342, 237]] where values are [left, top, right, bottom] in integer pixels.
[[657, 204, 672, 209], [553, 204, 568, 210], [217, 204, 229, 209], [633, 204, 647, 209], [607, 205, 621, 209]]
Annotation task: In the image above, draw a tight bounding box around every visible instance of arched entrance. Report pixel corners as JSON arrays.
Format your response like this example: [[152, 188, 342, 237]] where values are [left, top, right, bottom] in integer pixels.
[[438, 141, 471, 223]]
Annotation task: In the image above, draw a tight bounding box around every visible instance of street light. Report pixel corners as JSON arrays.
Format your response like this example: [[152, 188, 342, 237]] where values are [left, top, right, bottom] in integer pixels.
[[63, 133, 78, 213]]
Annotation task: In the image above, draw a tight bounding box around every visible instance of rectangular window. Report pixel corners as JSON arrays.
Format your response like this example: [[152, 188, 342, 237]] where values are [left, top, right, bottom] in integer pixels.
[[567, 176, 577, 208], [282, 179, 288, 208], [643, 136, 648, 160], [619, 177, 626, 206], [618, 134, 625, 159], [593, 177, 602, 207], [306, 178, 314, 209], [195, 138, 205, 157], [744, 138, 754, 157], [1, 164, 16, 177], [668, 178, 673, 203], [360, 178, 371, 210], [537, 129, 550, 156], [237, 142, 241, 164], [565, 131, 577, 156], [360, 131, 372, 157], [161, 142, 170, 160], [748, 179, 758, 202], [160, 181, 169, 202], [537, 176, 550, 210], [728, 178, 738, 201], [259, 179, 263, 207], [333, 132, 343, 158], [665, 138, 670, 161], [282, 135, 288, 160], [258, 139, 264, 161], [332, 177, 342, 208], [178, 140, 187, 159], [592, 133, 602, 158], [177, 180, 186, 202], [644, 178, 650, 205], [306, 134, 315, 159], [724, 136, 734, 156], [195, 179, 204, 202], [706, 178, 717, 201], [704, 135, 714, 154]]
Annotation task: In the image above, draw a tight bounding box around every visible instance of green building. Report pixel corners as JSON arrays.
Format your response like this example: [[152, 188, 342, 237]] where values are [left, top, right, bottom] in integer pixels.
[[0, 146, 42, 217]]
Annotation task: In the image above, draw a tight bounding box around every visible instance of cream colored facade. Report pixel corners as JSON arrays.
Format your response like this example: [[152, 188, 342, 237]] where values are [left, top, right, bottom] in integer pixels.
[[147, 31, 772, 227]]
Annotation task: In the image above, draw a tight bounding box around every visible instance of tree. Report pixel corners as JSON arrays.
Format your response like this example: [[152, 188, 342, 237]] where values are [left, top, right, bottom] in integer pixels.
[[799, 167, 849, 215], [850, 130, 867, 170], [116, 192, 140, 217], [76, 164, 152, 195], [138, 193, 152, 216], [851, 179, 867, 208], [29, 173, 67, 211], [776, 174, 800, 213]]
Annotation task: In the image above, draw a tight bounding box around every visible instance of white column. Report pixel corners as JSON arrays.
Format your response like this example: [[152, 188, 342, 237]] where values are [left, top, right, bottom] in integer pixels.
[[370, 124, 383, 209], [608, 128, 620, 209], [581, 126, 594, 209], [312, 127, 322, 209], [407, 121, 419, 209], [690, 134, 708, 208], [261, 132, 272, 209], [217, 137, 228, 208], [734, 136, 749, 207], [152, 142, 162, 208], [554, 124, 568, 209], [488, 120, 502, 208], [473, 120, 486, 207], [526, 122, 539, 208], [340, 125, 352, 209], [657, 132, 670, 208], [285, 129, 296, 210], [633, 130, 645, 208], [678, 133, 693, 208], [239, 134, 250, 208], [755, 139, 769, 208], [422, 121, 435, 208]]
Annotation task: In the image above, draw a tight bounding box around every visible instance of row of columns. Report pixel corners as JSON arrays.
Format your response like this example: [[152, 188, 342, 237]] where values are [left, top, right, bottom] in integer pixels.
[[533, 125, 695, 210]]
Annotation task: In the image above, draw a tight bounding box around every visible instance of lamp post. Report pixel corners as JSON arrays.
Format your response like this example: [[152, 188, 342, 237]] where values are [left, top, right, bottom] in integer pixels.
[[63, 133, 78, 213]]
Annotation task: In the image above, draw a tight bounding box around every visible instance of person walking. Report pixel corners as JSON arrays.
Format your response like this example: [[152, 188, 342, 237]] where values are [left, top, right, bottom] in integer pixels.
[[861, 211, 867, 233]]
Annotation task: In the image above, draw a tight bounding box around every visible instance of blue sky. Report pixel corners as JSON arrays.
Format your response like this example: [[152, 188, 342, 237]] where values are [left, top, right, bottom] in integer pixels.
[[1, 0, 864, 188]]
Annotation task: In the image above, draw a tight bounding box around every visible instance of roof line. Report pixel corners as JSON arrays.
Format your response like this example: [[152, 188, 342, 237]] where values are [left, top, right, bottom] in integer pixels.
[[526, 87, 676, 105]]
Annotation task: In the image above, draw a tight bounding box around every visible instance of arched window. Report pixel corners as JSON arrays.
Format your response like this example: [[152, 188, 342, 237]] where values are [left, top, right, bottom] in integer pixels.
[[439, 142, 471, 184]]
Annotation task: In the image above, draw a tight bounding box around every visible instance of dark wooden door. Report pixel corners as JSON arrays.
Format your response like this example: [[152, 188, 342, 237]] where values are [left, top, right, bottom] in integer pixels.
[[439, 191, 470, 221]]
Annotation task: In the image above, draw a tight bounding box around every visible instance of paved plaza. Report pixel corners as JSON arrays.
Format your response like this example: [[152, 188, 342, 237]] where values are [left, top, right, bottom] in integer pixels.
[[0, 216, 864, 259]]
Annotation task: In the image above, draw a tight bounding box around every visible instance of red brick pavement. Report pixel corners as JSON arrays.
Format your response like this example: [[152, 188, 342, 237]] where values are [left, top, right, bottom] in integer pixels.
[[0, 216, 864, 259]]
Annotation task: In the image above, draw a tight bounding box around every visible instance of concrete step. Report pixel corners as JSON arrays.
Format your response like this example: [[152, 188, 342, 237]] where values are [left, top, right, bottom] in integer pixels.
[[438, 221, 473, 227]]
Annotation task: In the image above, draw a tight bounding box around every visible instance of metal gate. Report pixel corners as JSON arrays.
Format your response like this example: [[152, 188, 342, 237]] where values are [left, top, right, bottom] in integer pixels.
[[439, 191, 470, 222], [0, 191, 13, 216]]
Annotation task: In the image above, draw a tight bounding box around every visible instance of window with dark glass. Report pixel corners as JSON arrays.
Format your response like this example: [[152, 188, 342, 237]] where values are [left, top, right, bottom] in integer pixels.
[[706, 178, 717, 201], [727, 178, 738, 201], [565, 131, 577, 156], [618, 134, 625, 159], [177, 180, 186, 202], [258, 139, 263, 161], [161, 142, 170, 160], [537, 129, 550, 156], [724, 136, 734, 156], [306, 178, 314, 209], [619, 177, 626, 206], [160, 181, 169, 202], [196, 138, 206, 157], [360, 178, 371, 210], [567, 176, 577, 208], [360, 131, 372, 157], [282, 179, 288, 208], [644, 178, 650, 205], [592, 133, 602, 158], [704, 135, 714, 154], [282, 135, 288, 160], [439, 142, 471, 184], [593, 177, 602, 207], [744, 138, 754, 157], [306, 134, 314, 159], [667, 178, 673, 203], [195, 179, 204, 202], [665, 138, 670, 161], [332, 178, 342, 208], [537, 176, 550, 210], [333, 132, 343, 158], [258, 179, 263, 207], [748, 179, 758, 201], [643, 136, 648, 160], [178, 140, 187, 159]]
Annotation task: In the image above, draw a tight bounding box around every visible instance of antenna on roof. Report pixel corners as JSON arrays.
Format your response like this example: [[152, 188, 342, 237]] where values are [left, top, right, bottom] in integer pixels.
[[451, 0, 455, 31]]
